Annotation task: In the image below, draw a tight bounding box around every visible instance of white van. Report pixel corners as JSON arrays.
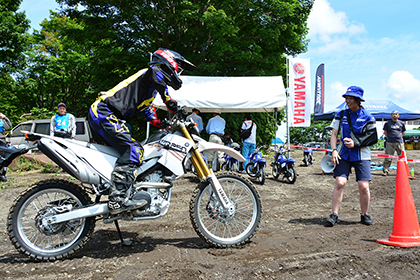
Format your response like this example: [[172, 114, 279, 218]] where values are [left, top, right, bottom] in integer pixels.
[[6, 117, 92, 146]]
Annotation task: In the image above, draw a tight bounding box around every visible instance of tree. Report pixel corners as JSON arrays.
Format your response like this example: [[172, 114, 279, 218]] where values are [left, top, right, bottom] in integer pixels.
[[0, 0, 30, 74], [289, 114, 331, 144], [23, 12, 97, 117], [58, 0, 313, 76]]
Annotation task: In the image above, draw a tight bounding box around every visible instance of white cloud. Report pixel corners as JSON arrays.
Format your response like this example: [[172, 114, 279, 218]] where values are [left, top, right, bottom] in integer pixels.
[[307, 0, 365, 43], [324, 81, 347, 111], [385, 71, 420, 103]]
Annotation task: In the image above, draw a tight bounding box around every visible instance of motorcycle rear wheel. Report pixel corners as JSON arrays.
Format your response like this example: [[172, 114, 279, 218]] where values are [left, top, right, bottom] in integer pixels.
[[190, 172, 262, 248], [245, 162, 257, 177], [286, 166, 297, 184], [272, 163, 280, 179], [7, 179, 95, 261], [303, 155, 309, 166]]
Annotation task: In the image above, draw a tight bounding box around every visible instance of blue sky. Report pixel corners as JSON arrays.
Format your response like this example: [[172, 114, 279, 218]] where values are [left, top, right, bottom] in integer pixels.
[[20, 0, 59, 30], [302, 0, 420, 113], [20, 0, 420, 113]]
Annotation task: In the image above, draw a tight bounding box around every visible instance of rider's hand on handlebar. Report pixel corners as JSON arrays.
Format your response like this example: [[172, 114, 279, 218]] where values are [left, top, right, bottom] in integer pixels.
[[161, 119, 171, 128], [150, 119, 170, 129], [176, 106, 188, 117]]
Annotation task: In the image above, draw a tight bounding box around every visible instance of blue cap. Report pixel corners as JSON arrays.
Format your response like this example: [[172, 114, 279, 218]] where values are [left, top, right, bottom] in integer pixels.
[[57, 102, 66, 108], [342, 86, 365, 102]]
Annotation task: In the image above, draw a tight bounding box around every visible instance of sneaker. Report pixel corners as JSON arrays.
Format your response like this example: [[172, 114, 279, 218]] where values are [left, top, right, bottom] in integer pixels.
[[361, 214, 374, 225], [326, 213, 338, 226], [382, 171, 388, 176], [108, 198, 147, 214]]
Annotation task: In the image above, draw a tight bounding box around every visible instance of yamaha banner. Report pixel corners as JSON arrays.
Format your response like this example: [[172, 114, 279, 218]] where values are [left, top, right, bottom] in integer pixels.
[[288, 57, 311, 127], [314, 63, 325, 115]]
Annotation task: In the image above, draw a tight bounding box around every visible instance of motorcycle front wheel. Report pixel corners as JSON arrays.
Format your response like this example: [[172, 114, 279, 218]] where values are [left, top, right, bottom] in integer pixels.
[[7, 179, 96, 261], [190, 172, 262, 248], [257, 165, 266, 185]]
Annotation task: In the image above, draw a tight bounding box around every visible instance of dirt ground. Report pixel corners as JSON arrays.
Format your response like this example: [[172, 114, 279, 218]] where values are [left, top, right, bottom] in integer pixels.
[[1, 149, 420, 279]]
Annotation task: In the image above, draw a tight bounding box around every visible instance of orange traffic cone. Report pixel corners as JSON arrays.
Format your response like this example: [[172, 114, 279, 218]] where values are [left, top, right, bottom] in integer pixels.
[[377, 159, 420, 247]]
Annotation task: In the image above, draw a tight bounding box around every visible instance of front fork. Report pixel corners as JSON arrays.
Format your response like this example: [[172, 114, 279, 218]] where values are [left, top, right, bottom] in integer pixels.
[[180, 126, 234, 210]]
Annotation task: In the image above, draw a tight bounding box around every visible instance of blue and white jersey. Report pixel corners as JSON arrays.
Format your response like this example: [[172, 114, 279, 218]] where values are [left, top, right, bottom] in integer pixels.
[[50, 113, 76, 138], [331, 108, 376, 161], [54, 114, 70, 130]]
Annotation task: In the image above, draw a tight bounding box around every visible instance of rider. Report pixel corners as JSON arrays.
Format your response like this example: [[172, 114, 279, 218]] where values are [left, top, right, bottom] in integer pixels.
[[88, 48, 196, 214]]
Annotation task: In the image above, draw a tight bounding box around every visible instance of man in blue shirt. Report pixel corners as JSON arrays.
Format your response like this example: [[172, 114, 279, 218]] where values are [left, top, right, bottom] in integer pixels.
[[326, 86, 375, 227], [206, 109, 226, 169], [186, 108, 204, 134]]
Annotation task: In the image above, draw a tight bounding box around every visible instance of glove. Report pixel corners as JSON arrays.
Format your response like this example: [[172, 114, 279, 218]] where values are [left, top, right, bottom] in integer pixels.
[[150, 119, 171, 129], [164, 99, 178, 113]]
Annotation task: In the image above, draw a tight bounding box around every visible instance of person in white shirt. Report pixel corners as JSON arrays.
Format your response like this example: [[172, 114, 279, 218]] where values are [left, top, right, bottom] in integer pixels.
[[241, 114, 257, 171]]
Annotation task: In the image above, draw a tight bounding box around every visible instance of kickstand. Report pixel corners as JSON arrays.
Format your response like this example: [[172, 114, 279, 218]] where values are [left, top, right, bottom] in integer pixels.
[[114, 220, 133, 246]]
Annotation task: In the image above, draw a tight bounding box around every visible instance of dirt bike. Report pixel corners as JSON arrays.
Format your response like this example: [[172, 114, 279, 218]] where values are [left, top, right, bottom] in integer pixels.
[[271, 146, 297, 184], [303, 147, 314, 166], [6, 109, 262, 261], [221, 142, 241, 172], [245, 145, 267, 185]]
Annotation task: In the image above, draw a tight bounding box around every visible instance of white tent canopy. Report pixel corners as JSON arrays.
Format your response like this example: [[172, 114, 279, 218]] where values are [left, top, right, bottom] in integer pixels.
[[153, 75, 286, 113]]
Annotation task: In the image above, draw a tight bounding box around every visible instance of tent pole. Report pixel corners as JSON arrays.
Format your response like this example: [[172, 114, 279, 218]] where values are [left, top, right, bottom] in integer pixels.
[[274, 108, 278, 146], [286, 57, 291, 157]]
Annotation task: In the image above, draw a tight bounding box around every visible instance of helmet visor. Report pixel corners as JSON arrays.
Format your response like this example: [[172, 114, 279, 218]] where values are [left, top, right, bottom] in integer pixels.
[[176, 67, 184, 76]]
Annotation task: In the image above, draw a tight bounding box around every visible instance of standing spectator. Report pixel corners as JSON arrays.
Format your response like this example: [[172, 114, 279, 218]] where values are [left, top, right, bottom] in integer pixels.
[[206, 109, 226, 169], [50, 103, 76, 140], [382, 110, 405, 176], [0, 112, 12, 182], [241, 114, 257, 171], [186, 108, 203, 134], [326, 86, 375, 227]]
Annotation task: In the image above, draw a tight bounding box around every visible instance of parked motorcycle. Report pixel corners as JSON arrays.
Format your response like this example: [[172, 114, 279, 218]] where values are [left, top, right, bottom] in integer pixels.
[[6, 109, 262, 261], [245, 146, 267, 185], [303, 147, 314, 166], [271, 145, 297, 184], [221, 142, 241, 172]]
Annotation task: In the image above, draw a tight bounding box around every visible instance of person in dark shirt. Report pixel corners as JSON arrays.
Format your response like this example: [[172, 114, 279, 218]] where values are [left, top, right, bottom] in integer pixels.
[[88, 48, 196, 213], [382, 110, 405, 176]]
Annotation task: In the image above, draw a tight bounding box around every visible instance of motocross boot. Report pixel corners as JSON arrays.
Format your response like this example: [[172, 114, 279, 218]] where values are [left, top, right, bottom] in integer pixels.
[[0, 168, 8, 182], [108, 165, 147, 214]]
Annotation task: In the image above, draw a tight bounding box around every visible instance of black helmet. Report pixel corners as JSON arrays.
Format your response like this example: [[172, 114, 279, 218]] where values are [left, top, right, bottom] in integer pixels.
[[149, 48, 196, 90]]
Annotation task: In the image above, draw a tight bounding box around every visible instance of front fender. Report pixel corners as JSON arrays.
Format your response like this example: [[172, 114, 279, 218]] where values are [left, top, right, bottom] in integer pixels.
[[192, 135, 245, 162]]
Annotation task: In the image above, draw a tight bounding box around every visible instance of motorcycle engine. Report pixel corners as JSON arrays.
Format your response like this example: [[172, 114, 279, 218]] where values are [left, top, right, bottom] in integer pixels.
[[131, 170, 170, 217]]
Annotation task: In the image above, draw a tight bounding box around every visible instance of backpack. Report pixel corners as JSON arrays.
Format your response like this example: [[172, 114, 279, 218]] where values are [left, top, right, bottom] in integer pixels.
[[240, 122, 254, 140]]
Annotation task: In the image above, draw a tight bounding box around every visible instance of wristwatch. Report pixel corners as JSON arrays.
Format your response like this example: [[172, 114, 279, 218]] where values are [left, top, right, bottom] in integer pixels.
[[332, 149, 337, 153]]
